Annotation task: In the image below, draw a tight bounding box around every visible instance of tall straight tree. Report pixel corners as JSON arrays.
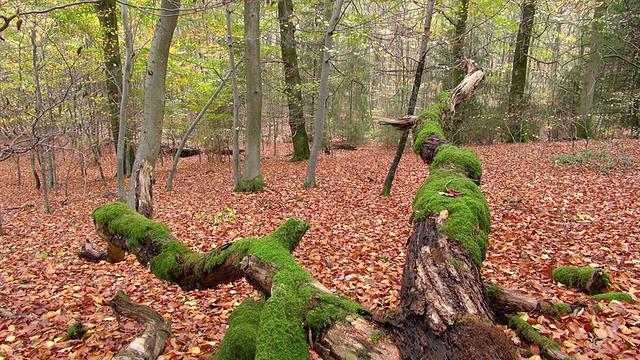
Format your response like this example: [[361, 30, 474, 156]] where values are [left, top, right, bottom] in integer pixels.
[[235, 0, 264, 192], [577, 1, 606, 139], [506, 0, 536, 142], [226, 4, 242, 185], [303, 0, 344, 188], [278, 0, 310, 162], [94, 0, 134, 177], [127, 0, 180, 217], [93, 0, 122, 153], [380, 0, 435, 196], [116, 0, 133, 201]]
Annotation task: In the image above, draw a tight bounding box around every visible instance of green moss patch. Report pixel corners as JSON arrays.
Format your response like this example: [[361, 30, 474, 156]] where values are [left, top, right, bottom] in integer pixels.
[[92, 202, 171, 250], [66, 322, 87, 340], [412, 168, 490, 266], [210, 297, 265, 360], [509, 316, 561, 353], [413, 119, 446, 154], [486, 283, 504, 299], [554, 302, 572, 314], [431, 144, 483, 182], [590, 292, 635, 302], [234, 175, 265, 192], [305, 293, 364, 335], [552, 266, 609, 294], [149, 240, 192, 282]]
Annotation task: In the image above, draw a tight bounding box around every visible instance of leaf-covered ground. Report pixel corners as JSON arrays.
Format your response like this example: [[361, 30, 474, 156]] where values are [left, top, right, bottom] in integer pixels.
[[0, 139, 638, 359]]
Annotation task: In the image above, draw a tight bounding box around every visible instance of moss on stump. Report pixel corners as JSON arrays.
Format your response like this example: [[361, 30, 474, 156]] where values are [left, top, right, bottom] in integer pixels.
[[235, 176, 265, 192]]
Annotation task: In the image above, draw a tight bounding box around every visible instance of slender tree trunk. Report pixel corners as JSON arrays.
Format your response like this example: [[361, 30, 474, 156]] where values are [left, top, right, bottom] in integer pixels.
[[31, 151, 41, 190], [37, 145, 51, 214], [14, 156, 21, 185], [94, 0, 123, 156], [127, 0, 180, 211], [235, 0, 264, 192], [577, 2, 605, 139], [30, 27, 49, 211], [380, 0, 435, 196], [304, 0, 344, 188], [117, 0, 133, 201], [278, 0, 310, 162], [506, 0, 536, 143], [225, 4, 242, 185]]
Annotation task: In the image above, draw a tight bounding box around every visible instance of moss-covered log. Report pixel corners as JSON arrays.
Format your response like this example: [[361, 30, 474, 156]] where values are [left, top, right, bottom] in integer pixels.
[[552, 266, 609, 295], [92, 201, 400, 359], [485, 282, 572, 322], [509, 317, 572, 360], [389, 116, 516, 359]]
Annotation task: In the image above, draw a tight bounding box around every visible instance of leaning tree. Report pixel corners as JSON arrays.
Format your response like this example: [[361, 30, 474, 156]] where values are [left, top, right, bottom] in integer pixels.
[[84, 60, 584, 360]]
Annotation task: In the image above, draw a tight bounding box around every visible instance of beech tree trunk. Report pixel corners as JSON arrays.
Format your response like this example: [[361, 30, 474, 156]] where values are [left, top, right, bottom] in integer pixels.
[[235, 0, 264, 192], [278, 0, 310, 162], [506, 0, 536, 142], [127, 0, 180, 209]]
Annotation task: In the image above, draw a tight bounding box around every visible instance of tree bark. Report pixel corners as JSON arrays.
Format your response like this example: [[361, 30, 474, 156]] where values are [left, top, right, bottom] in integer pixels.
[[235, 0, 264, 192], [127, 0, 180, 209], [506, 0, 536, 142], [577, 2, 606, 139], [278, 0, 310, 162], [224, 3, 242, 185], [94, 0, 123, 155], [304, 0, 344, 188], [117, 0, 133, 201]]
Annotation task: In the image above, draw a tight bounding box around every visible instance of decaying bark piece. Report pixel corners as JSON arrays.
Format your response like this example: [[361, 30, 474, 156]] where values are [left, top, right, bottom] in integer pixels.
[[448, 59, 485, 115], [135, 159, 154, 219], [485, 281, 572, 322], [78, 240, 107, 262], [111, 291, 170, 360]]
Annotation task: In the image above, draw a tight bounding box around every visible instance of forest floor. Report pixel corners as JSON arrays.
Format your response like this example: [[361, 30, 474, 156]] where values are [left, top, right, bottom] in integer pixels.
[[0, 139, 639, 360]]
